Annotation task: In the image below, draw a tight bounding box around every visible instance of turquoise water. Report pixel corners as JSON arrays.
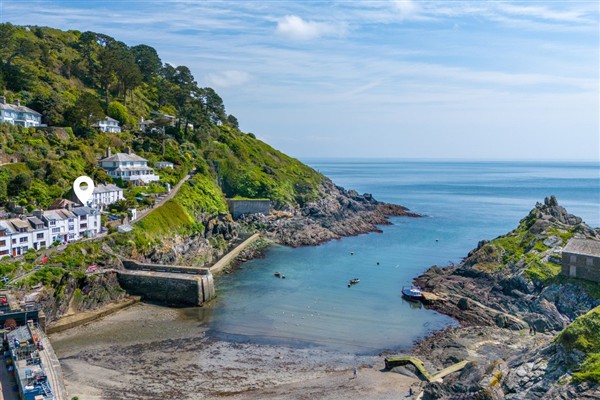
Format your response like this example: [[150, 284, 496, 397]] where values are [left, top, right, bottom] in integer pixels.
[[208, 161, 600, 354]]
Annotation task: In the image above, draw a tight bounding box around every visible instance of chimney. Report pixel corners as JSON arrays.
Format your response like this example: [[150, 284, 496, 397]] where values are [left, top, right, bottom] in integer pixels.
[[0, 96, 5, 104], [126, 147, 132, 154], [106, 147, 112, 158], [14, 99, 20, 107], [67, 201, 72, 211], [140, 117, 144, 122]]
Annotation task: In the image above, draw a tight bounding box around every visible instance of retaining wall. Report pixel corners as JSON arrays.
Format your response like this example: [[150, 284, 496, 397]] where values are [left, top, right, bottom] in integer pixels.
[[116, 271, 214, 306]]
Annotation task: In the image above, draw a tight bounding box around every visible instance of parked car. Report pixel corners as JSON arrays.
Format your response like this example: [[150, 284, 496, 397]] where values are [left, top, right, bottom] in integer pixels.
[[86, 265, 98, 273], [0, 276, 9, 282]]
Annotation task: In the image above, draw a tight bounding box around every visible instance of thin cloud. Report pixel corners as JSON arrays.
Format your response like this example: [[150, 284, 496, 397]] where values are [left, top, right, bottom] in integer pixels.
[[392, 0, 421, 20], [276, 15, 346, 40], [205, 70, 251, 88]]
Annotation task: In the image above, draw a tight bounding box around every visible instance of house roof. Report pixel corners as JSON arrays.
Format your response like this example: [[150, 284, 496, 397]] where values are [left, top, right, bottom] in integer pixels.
[[100, 153, 147, 163], [98, 116, 119, 123], [49, 198, 77, 210], [43, 209, 75, 220], [0, 102, 41, 115], [6, 218, 31, 231], [27, 216, 45, 227], [93, 183, 124, 194], [563, 238, 600, 258], [71, 206, 97, 216]]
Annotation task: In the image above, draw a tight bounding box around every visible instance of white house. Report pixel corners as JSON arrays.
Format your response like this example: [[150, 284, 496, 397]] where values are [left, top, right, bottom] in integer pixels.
[[155, 161, 174, 170], [0, 225, 11, 258], [27, 216, 49, 250], [71, 207, 101, 238], [91, 183, 125, 210], [99, 147, 159, 185], [0, 97, 43, 127], [94, 116, 121, 133], [42, 209, 77, 244]]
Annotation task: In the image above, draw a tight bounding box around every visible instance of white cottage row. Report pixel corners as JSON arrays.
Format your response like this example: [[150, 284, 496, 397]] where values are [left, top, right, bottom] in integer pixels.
[[0, 207, 101, 258]]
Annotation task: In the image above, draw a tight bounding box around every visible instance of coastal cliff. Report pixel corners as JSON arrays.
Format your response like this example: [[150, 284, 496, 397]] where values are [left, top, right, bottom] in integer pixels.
[[241, 179, 418, 247], [411, 197, 600, 399]]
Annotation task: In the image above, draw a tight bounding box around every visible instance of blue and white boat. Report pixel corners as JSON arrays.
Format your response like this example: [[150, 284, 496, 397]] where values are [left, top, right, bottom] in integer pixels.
[[402, 286, 424, 301]]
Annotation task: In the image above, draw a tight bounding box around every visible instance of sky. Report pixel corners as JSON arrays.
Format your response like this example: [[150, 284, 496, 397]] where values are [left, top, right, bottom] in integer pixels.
[[2, 0, 599, 160]]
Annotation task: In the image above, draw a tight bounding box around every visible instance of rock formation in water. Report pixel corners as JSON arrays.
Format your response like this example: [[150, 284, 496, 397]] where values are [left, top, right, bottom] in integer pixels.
[[411, 197, 600, 399]]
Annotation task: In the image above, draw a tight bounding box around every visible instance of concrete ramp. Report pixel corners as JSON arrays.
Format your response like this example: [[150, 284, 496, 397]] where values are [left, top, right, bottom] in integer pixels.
[[384, 356, 468, 382]]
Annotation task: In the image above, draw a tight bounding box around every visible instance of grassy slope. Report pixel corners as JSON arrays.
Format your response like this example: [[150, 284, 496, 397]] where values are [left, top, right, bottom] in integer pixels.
[[556, 306, 600, 383], [468, 208, 579, 285]]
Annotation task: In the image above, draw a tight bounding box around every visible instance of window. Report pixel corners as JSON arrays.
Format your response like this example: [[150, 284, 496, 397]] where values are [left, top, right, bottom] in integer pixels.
[[80, 224, 87, 229], [19, 237, 27, 243], [69, 234, 75, 239], [0, 250, 7, 256], [587, 257, 594, 267], [68, 218, 74, 223], [40, 241, 46, 247], [570, 255, 577, 263], [50, 220, 56, 226], [36, 233, 44, 239], [69, 225, 75, 231], [52, 227, 60, 233], [11, 239, 15, 244]]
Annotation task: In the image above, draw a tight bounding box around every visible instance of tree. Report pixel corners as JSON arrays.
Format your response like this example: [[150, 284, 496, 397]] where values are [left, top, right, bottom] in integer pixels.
[[68, 92, 105, 133], [8, 172, 32, 197], [107, 101, 129, 125], [226, 114, 239, 129], [131, 44, 162, 82]]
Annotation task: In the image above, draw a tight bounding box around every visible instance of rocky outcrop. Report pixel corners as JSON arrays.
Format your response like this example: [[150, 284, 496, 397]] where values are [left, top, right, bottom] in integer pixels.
[[34, 271, 126, 323], [241, 179, 419, 246], [130, 213, 239, 266], [412, 198, 600, 399]]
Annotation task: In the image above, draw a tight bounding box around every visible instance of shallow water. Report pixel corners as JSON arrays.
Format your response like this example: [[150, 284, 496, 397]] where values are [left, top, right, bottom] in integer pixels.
[[206, 160, 599, 354]]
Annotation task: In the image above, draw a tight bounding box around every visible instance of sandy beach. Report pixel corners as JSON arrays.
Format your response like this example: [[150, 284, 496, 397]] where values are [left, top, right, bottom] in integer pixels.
[[50, 303, 419, 399]]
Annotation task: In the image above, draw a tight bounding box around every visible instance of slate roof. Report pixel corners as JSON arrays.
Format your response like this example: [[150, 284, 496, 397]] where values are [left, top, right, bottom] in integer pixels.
[[71, 206, 97, 216], [0, 102, 41, 115], [563, 238, 600, 258], [43, 209, 75, 220], [100, 153, 147, 163], [93, 183, 124, 194]]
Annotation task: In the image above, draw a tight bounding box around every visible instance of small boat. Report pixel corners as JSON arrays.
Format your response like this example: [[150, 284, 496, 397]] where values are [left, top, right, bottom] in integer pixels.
[[274, 272, 281, 277], [349, 278, 360, 285], [402, 286, 424, 301]]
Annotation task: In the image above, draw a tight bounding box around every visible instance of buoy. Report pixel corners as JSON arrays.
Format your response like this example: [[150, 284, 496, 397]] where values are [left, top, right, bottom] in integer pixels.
[[350, 252, 354, 255], [282, 275, 286, 279], [376, 262, 380, 265]]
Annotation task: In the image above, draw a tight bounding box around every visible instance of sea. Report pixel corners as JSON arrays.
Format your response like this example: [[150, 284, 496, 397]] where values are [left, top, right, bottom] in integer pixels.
[[206, 160, 600, 354]]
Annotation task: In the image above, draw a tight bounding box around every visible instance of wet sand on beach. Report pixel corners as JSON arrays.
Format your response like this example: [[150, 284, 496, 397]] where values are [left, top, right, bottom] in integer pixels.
[[50, 303, 418, 399]]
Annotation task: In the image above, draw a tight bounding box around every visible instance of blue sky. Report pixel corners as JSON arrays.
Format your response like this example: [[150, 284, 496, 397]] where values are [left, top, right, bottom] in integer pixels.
[[2, 0, 599, 160]]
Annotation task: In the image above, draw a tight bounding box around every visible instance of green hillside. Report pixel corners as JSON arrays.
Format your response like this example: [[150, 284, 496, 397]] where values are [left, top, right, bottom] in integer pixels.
[[0, 23, 326, 219], [556, 306, 600, 383]]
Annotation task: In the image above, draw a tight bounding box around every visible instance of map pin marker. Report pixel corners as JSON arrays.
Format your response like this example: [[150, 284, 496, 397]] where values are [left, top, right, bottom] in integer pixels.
[[73, 176, 95, 206]]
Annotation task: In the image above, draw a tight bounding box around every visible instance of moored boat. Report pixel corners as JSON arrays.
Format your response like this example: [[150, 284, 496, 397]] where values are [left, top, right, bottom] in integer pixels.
[[402, 286, 424, 300], [349, 278, 360, 285], [274, 272, 281, 277]]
